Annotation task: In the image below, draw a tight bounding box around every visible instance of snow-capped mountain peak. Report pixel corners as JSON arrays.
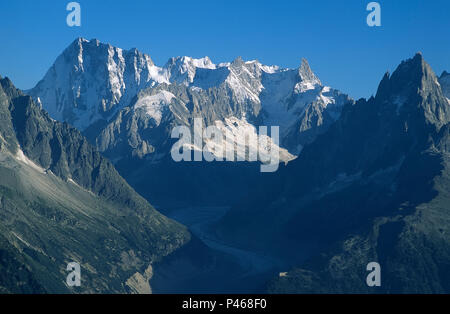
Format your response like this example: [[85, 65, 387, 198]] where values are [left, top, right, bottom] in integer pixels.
[[165, 56, 216, 85], [298, 58, 321, 84], [29, 38, 352, 162], [28, 38, 169, 130], [294, 58, 322, 93]]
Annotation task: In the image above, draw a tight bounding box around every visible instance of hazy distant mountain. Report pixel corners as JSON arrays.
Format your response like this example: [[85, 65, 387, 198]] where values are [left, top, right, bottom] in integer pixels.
[[27, 38, 352, 206], [0, 76, 189, 293], [29, 38, 351, 161], [218, 54, 450, 293]]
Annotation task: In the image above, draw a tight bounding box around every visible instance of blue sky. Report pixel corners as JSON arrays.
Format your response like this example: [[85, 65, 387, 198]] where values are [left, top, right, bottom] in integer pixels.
[[0, 0, 449, 99]]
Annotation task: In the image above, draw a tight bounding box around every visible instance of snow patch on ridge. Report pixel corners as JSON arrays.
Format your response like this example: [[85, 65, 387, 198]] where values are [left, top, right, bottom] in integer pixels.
[[207, 116, 295, 163], [15, 148, 46, 173], [393, 95, 407, 115], [166, 56, 216, 85], [134, 91, 176, 125]]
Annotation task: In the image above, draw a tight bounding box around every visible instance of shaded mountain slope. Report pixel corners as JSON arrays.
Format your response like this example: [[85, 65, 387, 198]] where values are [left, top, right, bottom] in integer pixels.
[[218, 54, 450, 293], [0, 77, 189, 293]]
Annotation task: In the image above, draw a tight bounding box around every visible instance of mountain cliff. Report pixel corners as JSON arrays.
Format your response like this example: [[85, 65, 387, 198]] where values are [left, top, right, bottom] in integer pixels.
[[219, 54, 450, 293], [0, 76, 189, 293], [29, 38, 352, 162], [27, 38, 353, 206]]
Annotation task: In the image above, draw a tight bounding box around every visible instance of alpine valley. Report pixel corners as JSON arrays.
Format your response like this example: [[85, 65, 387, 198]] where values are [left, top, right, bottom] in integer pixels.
[[1, 37, 449, 293]]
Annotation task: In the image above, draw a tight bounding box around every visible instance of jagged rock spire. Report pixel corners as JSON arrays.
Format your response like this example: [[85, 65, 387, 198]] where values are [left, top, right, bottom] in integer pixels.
[[299, 58, 321, 84], [375, 53, 450, 128]]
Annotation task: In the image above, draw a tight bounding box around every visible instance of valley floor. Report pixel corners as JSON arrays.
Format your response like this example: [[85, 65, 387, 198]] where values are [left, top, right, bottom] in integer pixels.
[[151, 206, 287, 293]]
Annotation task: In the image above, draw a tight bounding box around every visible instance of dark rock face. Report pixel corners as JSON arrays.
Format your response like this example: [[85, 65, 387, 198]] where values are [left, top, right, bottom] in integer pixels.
[[0, 77, 190, 293], [439, 70, 450, 100], [219, 54, 450, 293]]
